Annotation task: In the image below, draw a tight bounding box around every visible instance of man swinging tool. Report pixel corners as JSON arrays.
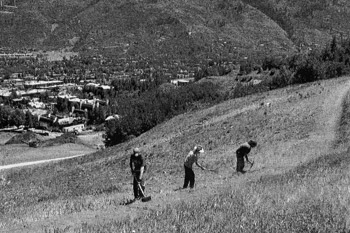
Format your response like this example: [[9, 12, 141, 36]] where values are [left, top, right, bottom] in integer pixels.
[[235, 140, 257, 174], [183, 145, 207, 189], [130, 147, 146, 200]]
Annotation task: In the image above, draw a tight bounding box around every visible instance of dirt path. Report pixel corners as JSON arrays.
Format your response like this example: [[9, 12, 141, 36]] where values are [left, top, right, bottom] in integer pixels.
[[0, 153, 87, 171]]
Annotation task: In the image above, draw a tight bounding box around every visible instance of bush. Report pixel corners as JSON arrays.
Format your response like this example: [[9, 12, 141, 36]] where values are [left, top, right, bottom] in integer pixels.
[[194, 68, 209, 81], [239, 60, 254, 75], [262, 56, 286, 70], [290, 54, 320, 84], [268, 66, 292, 90]]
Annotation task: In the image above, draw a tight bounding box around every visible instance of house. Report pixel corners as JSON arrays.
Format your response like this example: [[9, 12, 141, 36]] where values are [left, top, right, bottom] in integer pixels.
[[10, 73, 23, 78], [62, 124, 85, 133], [23, 74, 35, 80], [170, 78, 195, 86], [24, 80, 63, 89], [72, 108, 87, 118], [20, 89, 48, 97], [28, 99, 46, 109], [37, 115, 53, 129], [57, 117, 75, 126], [80, 99, 96, 110], [57, 93, 77, 100], [0, 89, 11, 98], [86, 83, 99, 88], [98, 85, 111, 90]]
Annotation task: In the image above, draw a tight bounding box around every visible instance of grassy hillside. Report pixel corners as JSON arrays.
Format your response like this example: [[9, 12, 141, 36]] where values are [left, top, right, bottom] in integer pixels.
[[86, 82, 350, 232], [1, 76, 350, 232], [87, 150, 350, 232]]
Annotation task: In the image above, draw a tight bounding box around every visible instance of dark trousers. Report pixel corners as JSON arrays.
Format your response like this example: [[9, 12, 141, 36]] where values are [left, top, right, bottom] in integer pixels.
[[133, 172, 145, 199], [183, 165, 195, 188], [236, 155, 245, 173]]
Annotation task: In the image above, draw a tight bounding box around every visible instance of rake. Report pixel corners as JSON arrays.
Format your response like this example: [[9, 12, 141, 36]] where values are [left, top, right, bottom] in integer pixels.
[[207, 168, 219, 173], [137, 182, 152, 202], [248, 160, 254, 170]]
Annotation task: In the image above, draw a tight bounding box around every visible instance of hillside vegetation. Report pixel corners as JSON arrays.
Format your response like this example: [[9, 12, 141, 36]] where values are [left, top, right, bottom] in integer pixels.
[[104, 37, 350, 146], [2, 36, 350, 232], [3, 1, 350, 232], [1, 75, 350, 232], [2, 0, 293, 59], [93, 82, 350, 232], [3, 0, 350, 59], [100, 84, 350, 232]]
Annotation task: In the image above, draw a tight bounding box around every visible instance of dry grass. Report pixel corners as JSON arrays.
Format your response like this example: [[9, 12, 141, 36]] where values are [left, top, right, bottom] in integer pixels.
[[72, 154, 350, 232], [55, 86, 350, 232], [0, 132, 101, 166], [1, 77, 350, 232], [0, 132, 16, 145]]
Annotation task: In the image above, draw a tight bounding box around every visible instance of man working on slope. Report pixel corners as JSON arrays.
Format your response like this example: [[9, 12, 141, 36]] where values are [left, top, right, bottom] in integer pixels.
[[130, 147, 146, 200], [183, 145, 207, 189], [236, 140, 257, 174]]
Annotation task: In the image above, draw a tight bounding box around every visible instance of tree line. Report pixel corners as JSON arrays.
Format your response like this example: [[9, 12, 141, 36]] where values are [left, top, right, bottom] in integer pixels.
[[260, 36, 350, 89], [105, 36, 350, 146], [105, 81, 226, 146], [0, 105, 38, 128]]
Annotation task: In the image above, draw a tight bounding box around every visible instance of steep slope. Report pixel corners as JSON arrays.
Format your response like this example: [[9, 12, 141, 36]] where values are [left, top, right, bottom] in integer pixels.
[[3, 0, 350, 58], [245, 0, 350, 49], [1, 76, 350, 232]]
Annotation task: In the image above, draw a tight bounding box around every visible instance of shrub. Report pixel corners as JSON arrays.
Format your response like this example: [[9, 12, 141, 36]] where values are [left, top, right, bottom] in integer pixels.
[[238, 60, 254, 75], [268, 66, 292, 90], [290, 55, 320, 84], [262, 56, 286, 70]]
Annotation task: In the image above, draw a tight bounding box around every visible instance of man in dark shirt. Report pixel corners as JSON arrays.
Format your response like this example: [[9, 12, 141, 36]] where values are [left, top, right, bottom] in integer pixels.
[[130, 147, 145, 200], [236, 140, 257, 174]]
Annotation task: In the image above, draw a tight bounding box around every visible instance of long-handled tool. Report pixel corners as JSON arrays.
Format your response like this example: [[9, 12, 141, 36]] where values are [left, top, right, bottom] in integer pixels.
[[248, 160, 254, 170], [137, 182, 151, 202], [207, 168, 219, 173]]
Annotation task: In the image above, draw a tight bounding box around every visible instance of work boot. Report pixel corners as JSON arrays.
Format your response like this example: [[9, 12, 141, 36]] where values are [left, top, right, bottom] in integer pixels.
[[237, 170, 246, 175]]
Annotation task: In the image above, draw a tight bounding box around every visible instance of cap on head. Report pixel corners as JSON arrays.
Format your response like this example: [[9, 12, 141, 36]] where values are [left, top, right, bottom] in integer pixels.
[[194, 145, 204, 153], [133, 147, 141, 154], [248, 140, 257, 148]]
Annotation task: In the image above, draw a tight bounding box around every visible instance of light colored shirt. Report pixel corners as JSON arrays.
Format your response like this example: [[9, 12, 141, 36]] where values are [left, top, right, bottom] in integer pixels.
[[184, 150, 199, 168]]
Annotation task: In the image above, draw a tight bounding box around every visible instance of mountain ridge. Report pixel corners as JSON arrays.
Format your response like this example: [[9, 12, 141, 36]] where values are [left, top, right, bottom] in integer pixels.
[[2, 1, 350, 63], [1, 0, 297, 60]]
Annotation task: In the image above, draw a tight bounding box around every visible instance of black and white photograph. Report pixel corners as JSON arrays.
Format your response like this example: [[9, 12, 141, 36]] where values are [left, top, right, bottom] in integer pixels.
[[1, 0, 350, 232]]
